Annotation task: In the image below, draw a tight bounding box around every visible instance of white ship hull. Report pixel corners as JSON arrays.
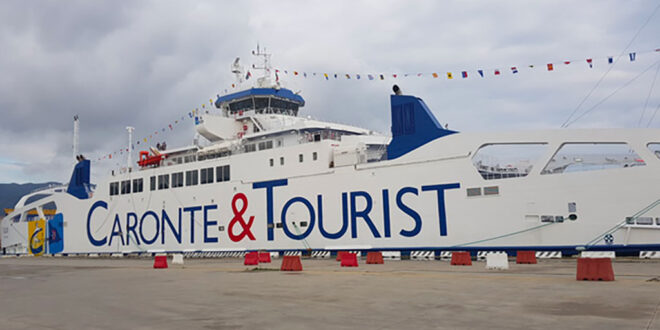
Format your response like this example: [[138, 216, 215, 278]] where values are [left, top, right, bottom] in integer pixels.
[[4, 128, 660, 256]]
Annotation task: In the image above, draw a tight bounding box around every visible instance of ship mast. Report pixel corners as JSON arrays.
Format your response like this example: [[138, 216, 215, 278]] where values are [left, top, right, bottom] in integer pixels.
[[251, 44, 274, 88], [73, 115, 79, 164], [126, 126, 134, 172]]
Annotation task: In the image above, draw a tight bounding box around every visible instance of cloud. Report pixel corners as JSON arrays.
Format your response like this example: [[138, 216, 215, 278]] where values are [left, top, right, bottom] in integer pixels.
[[0, 0, 659, 183]]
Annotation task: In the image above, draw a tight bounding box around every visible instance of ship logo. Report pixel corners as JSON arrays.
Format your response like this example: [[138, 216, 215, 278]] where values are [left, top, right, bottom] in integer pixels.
[[28, 222, 45, 256]]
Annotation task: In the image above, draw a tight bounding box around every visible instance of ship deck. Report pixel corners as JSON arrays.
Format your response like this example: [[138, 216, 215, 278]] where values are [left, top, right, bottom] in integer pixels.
[[0, 257, 658, 329]]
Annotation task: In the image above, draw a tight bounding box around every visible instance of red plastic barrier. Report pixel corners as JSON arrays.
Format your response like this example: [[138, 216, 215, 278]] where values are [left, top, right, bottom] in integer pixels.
[[258, 252, 271, 263], [516, 250, 537, 264], [281, 255, 303, 271], [450, 251, 472, 266], [244, 251, 259, 265], [153, 255, 168, 269], [341, 252, 359, 267], [366, 251, 384, 264], [576, 258, 615, 281], [336, 251, 347, 261]]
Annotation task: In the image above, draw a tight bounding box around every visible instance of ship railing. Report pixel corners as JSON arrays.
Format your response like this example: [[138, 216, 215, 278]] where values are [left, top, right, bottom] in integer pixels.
[[30, 183, 67, 194], [584, 198, 660, 248]]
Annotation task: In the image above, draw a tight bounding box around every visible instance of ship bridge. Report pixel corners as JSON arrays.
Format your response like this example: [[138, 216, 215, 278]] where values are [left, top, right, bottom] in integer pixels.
[[215, 87, 305, 116]]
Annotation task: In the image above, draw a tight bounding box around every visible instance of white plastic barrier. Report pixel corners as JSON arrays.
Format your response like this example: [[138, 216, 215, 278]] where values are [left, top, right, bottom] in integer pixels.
[[580, 251, 615, 259], [486, 252, 509, 270], [172, 253, 184, 265]]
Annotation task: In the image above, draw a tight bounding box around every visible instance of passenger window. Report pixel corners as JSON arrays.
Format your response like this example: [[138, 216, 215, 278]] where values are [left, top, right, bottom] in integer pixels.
[[186, 170, 198, 186], [472, 143, 547, 180], [313, 152, 318, 161], [214, 165, 230, 182], [647, 143, 660, 160], [269, 158, 274, 167], [280, 157, 284, 165], [299, 154, 303, 163], [150, 176, 156, 191], [172, 172, 184, 188], [132, 178, 143, 193], [200, 167, 214, 184], [120, 180, 131, 195], [542, 143, 645, 174], [158, 174, 169, 190], [109, 182, 119, 196]]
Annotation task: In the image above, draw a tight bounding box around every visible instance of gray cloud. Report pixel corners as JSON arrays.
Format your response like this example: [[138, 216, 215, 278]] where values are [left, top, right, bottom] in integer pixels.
[[0, 0, 658, 183]]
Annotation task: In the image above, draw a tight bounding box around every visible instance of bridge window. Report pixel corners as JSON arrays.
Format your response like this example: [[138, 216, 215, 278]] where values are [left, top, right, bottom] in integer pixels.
[[172, 172, 184, 188], [132, 178, 143, 193], [472, 143, 547, 180], [158, 174, 169, 190], [229, 98, 254, 112], [254, 97, 269, 111], [120, 180, 131, 195], [216, 165, 230, 182], [200, 167, 214, 184], [186, 170, 198, 186], [542, 143, 645, 174], [109, 182, 119, 196], [244, 144, 256, 153]]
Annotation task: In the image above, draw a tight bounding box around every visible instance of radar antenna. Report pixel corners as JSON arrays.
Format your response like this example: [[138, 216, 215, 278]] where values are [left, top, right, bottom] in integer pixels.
[[231, 57, 244, 84]]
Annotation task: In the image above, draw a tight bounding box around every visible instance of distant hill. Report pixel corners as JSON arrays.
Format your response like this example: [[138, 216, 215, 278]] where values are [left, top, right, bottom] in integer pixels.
[[0, 182, 60, 215]]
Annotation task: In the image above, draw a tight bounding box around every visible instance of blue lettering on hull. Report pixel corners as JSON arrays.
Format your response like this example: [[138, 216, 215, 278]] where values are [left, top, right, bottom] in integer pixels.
[[86, 181, 461, 247]]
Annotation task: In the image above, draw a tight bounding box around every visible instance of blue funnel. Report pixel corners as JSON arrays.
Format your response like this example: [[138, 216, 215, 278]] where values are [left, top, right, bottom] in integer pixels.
[[387, 94, 457, 159]]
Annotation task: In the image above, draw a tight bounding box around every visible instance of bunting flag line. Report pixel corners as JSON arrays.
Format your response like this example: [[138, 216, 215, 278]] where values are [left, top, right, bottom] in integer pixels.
[[93, 47, 659, 165], [269, 47, 658, 83]]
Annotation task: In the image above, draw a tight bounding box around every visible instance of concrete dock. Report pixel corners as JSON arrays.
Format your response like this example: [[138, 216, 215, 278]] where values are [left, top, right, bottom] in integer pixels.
[[0, 257, 658, 329]]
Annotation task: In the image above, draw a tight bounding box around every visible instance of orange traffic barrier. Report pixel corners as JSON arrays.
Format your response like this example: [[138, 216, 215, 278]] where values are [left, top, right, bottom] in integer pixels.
[[258, 252, 271, 263], [336, 251, 347, 261], [450, 251, 472, 266], [516, 251, 537, 264], [366, 251, 384, 264], [153, 255, 168, 269], [281, 255, 303, 271], [244, 251, 259, 265], [341, 252, 359, 267], [576, 258, 615, 281]]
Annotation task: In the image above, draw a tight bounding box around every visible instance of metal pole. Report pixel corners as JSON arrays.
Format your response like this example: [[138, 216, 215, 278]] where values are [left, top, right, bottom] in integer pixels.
[[126, 126, 134, 171], [73, 115, 79, 164]]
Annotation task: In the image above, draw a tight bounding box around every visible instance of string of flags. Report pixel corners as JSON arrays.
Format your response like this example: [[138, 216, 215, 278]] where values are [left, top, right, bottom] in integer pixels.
[[270, 48, 659, 82], [94, 47, 659, 165], [93, 98, 217, 163]]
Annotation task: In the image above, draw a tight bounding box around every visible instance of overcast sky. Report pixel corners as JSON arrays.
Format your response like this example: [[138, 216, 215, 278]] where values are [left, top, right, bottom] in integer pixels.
[[1, 0, 659, 184]]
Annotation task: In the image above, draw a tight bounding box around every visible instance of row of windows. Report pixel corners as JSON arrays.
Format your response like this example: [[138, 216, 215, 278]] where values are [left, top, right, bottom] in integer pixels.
[[109, 166, 230, 196], [110, 178, 144, 196], [269, 152, 318, 167], [472, 142, 656, 180]]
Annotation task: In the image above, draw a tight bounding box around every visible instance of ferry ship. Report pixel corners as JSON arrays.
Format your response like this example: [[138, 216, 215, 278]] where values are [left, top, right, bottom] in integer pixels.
[[3, 48, 660, 257]]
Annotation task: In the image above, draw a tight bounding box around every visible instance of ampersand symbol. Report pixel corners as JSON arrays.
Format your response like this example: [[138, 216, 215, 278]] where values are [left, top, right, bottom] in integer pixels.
[[228, 193, 255, 242]]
